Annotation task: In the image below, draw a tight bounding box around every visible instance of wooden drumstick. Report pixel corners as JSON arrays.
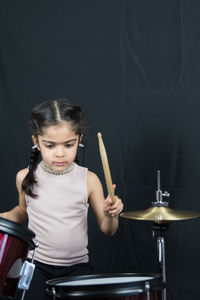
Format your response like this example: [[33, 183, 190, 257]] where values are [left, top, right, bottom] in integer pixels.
[[97, 132, 116, 204]]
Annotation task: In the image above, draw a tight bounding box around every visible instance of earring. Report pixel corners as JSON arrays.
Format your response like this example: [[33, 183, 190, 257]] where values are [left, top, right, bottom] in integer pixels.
[[79, 143, 85, 148], [32, 145, 38, 150]]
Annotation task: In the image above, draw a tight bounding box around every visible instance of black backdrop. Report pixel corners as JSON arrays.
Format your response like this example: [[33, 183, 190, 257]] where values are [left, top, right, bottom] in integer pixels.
[[1, 1, 200, 299]]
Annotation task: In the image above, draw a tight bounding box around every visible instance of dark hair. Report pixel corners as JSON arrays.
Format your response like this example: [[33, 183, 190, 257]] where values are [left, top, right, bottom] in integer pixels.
[[22, 99, 85, 198]]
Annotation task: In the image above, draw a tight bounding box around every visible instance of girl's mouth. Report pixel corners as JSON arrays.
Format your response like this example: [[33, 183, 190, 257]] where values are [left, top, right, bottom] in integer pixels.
[[55, 162, 65, 166]]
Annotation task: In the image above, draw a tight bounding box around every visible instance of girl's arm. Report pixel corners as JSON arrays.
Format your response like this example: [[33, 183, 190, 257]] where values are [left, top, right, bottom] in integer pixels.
[[87, 171, 123, 236], [1, 169, 28, 224]]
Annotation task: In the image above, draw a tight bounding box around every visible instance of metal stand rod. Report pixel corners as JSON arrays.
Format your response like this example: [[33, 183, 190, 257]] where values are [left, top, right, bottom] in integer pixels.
[[20, 288, 26, 300], [157, 236, 167, 300], [152, 171, 169, 300], [153, 223, 168, 300], [20, 241, 39, 300], [157, 237, 166, 283]]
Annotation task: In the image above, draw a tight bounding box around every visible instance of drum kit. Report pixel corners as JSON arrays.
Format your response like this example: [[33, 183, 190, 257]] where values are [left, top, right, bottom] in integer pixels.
[[0, 134, 200, 299], [1, 172, 199, 300], [44, 170, 200, 300]]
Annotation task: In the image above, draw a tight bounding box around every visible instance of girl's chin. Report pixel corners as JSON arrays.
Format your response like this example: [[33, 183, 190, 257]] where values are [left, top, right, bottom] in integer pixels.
[[52, 162, 73, 171], [52, 165, 66, 171]]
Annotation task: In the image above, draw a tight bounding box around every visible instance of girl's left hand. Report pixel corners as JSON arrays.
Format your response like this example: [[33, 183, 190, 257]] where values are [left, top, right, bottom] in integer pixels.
[[104, 185, 124, 217]]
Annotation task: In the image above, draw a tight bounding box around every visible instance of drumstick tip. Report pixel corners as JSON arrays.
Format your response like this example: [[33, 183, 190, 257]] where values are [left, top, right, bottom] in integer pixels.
[[97, 132, 102, 138]]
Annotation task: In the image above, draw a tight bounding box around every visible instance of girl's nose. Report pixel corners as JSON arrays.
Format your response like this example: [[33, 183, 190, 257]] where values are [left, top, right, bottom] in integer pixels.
[[55, 146, 65, 157]]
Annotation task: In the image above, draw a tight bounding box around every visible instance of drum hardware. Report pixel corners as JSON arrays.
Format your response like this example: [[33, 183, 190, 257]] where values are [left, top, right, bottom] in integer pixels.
[[18, 240, 39, 300], [120, 170, 200, 300], [145, 281, 150, 300], [152, 171, 168, 300], [0, 218, 36, 299], [51, 287, 56, 300], [152, 222, 168, 300], [46, 273, 163, 299]]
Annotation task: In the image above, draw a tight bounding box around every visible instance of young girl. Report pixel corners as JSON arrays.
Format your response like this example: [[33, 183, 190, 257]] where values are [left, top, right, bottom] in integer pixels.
[[1, 99, 123, 299]]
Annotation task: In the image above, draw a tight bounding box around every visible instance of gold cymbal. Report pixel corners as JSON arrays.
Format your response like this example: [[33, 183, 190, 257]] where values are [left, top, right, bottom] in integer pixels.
[[120, 207, 200, 222]]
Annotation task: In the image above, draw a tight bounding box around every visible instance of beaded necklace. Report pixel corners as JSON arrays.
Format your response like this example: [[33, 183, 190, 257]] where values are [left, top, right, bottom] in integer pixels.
[[40, 160, 75, 175]]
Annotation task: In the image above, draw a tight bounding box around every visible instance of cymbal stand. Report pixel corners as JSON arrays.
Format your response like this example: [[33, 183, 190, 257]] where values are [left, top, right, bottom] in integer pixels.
[[153, 222, 168, 300], [152, 170, 170, 300]]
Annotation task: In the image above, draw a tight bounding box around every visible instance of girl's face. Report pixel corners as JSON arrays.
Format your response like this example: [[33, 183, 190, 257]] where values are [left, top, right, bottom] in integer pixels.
[[33, 121, 80, 171]]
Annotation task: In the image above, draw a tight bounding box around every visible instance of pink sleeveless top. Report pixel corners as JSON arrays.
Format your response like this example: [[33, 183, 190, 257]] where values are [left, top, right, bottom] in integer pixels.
[[25, 162, 89, 266]]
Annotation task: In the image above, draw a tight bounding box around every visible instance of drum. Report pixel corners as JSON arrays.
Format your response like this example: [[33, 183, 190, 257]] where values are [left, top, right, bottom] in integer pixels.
[[46, 273, 163, 300], [0, 217, 35, 299]]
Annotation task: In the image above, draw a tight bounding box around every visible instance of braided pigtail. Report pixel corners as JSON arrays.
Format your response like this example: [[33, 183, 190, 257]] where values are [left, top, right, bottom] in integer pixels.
[[22, 146, 40, 198]]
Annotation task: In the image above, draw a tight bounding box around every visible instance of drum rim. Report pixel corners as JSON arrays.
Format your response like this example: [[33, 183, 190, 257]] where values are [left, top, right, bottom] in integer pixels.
[[0, 217, 35, 249], [47, 273, 162, 286], [46, 273, 163, 298]]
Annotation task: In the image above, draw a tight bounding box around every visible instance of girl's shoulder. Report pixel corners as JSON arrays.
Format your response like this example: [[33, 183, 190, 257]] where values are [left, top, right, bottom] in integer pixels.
[[16, 168, 29, 187], [87, 170, 99, 180], [87, 170, 102, 187]]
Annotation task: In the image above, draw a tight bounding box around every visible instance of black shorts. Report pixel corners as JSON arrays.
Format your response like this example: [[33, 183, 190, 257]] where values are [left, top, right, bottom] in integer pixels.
[[15, 260, 93, 300]]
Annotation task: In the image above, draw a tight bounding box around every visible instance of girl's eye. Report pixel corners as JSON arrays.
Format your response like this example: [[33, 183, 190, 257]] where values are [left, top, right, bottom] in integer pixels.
[[65, 143, 75, 148], [45, 144, 54, 148]]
